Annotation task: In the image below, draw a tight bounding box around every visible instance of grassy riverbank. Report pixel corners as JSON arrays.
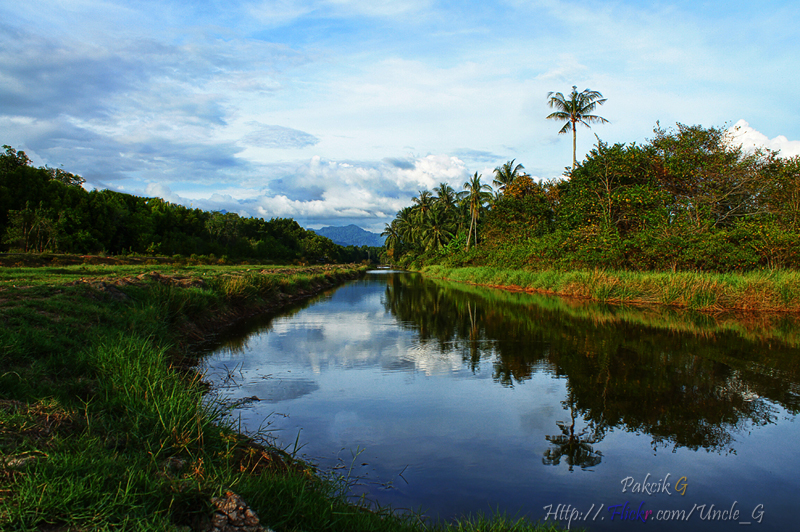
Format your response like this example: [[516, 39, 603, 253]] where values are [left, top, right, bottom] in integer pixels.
[[421, 265, 800, 313], [0, 263, 569, 531]]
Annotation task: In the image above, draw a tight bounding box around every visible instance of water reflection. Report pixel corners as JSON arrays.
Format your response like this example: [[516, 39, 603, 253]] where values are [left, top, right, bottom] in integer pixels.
[[543, 391, 604, 471], [202, 271, 800, 529], [383, 272, 799, 455]]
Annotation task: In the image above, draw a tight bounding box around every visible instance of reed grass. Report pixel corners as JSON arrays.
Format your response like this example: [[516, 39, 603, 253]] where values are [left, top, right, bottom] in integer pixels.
[[422, 265, 800, 313]]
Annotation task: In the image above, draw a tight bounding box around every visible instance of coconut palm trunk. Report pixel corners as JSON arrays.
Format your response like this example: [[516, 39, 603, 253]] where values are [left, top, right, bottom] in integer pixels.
[[460, 172, 493, 251]]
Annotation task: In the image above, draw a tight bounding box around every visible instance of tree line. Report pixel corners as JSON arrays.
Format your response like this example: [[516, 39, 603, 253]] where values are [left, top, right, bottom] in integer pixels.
[[0, 145, 377, 263], [384, 123, 800, 272]]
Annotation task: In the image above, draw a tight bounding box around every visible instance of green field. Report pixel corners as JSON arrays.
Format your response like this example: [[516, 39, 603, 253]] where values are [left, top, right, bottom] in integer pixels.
[[0, 262, 570, 532]]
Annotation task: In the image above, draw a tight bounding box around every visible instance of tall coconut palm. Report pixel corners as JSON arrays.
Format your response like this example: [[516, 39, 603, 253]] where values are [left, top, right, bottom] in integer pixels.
[[493, 159, 525, 194], [412, 190, 434, 226], [546, 86, 609, 170], [420, 206, 455, 251], [460, 172, 493, 250], [381, 220, 401, 259], [395, 206, 418, 250], [412, 190, 433, 212], [433, 182, 457, 214]]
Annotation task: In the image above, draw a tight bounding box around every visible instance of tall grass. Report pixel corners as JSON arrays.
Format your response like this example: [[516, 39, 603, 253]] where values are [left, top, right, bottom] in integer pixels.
[[2, 263, 569, 531], [422, 265, 800, 312]]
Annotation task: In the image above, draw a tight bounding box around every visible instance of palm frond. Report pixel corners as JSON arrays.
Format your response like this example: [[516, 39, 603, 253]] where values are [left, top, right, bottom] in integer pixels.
[[546, 111, 571, 121], [546, 86, 609, 169], [581, 114, 610, 125]]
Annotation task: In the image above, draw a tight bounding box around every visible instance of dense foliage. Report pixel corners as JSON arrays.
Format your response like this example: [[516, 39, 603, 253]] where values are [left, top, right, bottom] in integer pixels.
[[0, 145, 377, 263], [386, 123, 800, 272]]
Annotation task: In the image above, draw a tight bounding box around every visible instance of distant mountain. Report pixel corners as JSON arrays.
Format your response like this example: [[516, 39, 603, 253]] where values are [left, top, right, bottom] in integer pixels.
[[313, 224, 385, 247]]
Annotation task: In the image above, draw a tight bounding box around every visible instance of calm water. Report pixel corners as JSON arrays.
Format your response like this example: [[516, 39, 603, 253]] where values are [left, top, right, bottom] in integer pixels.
[[201, 271, 800, 530]]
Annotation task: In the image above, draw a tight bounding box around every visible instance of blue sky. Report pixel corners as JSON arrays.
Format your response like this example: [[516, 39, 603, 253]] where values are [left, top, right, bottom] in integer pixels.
[[2, 0, 799, 232]]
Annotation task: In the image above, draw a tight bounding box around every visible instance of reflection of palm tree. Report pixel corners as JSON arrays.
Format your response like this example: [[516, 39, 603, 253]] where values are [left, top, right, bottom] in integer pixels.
[[465, 301, 481, 372], [543, 391, 604, 471]]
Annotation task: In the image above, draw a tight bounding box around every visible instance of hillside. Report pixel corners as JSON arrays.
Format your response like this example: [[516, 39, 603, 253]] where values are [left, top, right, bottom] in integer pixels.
[[0, 145, 373, 264], [313, 224, 385, 247]]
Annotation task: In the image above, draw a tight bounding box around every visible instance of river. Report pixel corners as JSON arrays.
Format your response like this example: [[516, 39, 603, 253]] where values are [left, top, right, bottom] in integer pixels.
[[200, 271, 800, 530]]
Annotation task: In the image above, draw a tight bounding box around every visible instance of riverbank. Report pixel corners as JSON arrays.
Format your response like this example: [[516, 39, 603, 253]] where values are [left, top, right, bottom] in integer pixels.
[[0, 263, 569, 531], [421, 265, 800, 313]]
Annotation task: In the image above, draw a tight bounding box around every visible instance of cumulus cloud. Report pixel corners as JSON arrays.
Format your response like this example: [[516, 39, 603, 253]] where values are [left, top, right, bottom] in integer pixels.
[[728, 120, 800, 158], [4, 0, 800, 234], [138, 153, 470, 232]]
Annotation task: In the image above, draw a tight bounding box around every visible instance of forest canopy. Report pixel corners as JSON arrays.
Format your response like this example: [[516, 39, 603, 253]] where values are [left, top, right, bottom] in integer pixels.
[[0, 145, 375, 264], [384, 123, 800, 272]]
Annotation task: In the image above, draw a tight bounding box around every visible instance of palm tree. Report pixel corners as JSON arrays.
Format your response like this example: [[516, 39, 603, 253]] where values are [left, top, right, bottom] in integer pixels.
[[381, 220, 401, 259], [395, 206, 418, 250], [412, 190, 434, 225], [459, 172, 493, 250], [433, 182, 457, 214], [493, 159, 525, 194], [546, 86, 609, 170], [420, 206, 455, 251]]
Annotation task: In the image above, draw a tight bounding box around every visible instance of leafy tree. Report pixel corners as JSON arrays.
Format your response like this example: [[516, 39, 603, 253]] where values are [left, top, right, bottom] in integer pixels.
[[546, 86, 609, 170], [650, 123, 774, 228], [3, 202, 60, 252], [300, 233, 339, 263], [760, 155, 800, 230], [484, 175, 554, 244], [563, 138, 665, 235], [44, 166, 85, 188], [206, 211, 241, 248], [1, 145, 32, 171]]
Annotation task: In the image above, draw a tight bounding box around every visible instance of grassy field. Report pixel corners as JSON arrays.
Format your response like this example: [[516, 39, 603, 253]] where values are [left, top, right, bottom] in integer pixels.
[[422, 265, 800, 313], [0, 261, 571, 532]]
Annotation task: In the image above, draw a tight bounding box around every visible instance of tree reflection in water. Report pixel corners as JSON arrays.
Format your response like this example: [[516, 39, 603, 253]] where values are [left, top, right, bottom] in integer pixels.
[[383, 272, 800, 458], [543, 390, 604, 471]]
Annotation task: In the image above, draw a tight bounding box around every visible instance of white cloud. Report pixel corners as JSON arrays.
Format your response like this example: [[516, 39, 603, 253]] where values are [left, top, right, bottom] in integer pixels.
[[728, 120, 800, 158], [134, 153, 470, 232], [3, 0, 800, 233]]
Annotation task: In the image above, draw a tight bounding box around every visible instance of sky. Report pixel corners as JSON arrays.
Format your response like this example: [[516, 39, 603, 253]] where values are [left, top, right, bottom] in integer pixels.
[[2, 0, 799, 233]]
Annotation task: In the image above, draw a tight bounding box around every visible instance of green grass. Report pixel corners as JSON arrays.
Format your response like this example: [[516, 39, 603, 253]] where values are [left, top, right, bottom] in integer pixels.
[[422, 265, 800, 313], [0, 263, 570, 532]]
